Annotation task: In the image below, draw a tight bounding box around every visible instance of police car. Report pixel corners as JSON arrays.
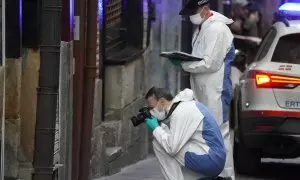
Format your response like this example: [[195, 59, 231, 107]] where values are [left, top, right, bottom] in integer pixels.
[[233, 2, 300, 175]]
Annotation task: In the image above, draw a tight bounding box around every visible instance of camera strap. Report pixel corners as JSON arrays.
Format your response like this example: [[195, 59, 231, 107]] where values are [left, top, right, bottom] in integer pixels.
[[164, 101, 181, 120]]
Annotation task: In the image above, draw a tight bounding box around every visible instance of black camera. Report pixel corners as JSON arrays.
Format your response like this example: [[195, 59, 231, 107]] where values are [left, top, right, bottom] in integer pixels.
[[130, 107, 152, 127]]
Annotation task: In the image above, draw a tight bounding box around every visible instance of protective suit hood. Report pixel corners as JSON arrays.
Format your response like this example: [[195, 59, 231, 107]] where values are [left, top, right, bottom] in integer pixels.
[[173, 89, 195, 103], [204, 11, 234, 26]]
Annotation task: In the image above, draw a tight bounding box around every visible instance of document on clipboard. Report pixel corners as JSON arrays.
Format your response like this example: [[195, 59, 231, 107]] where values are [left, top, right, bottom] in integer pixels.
[[160, 51, 203, 61]]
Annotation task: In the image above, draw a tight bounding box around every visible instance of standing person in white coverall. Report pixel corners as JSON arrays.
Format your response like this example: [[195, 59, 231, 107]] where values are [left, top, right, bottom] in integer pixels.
[[171, 0, 236, 179], [145, 87, 230, 180]]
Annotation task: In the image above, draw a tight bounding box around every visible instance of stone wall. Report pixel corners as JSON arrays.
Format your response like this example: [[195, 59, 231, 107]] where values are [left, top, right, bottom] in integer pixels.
[[90, 57, 148, 179], [143, 0, 183, 155], [19, 49, 40, 180], [144, 0, 182, 95], [0, 49, 41, 180], [0, 49, 40, 180], [0, 58, 22, 179], [91, 0, 150, 177], [90, 0, 185, 178]]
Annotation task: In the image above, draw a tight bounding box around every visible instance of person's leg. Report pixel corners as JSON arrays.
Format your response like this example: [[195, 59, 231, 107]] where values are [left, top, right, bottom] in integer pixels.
[[152, 140, 185, 180], [153, 139, 206, 180], [203, 86, 235, 179], [175, 146, 206, 180], [219, 53, 236, 179], [219, 122, 235, 180], [201, 90, 235, 179]]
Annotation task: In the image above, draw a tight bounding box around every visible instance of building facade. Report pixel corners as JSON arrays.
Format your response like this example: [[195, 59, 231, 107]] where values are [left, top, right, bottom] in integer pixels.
[[89, 0, 184, 178], [0, 0, 285, 179]]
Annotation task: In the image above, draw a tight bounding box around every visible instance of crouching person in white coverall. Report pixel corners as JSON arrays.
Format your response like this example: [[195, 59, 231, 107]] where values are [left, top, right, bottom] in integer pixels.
[[145, 87, 229, 180], [172, 0, 236, 179]]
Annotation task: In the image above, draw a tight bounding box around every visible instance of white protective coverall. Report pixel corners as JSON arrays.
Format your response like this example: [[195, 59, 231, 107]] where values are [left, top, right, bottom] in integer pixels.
[[152, 89, 226, 180], [181, 11, 235, 179]]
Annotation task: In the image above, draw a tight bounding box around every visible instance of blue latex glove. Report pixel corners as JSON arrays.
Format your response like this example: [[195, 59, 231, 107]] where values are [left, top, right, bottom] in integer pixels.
[[145, 116, 159, 132], [170, 58, 182, 66]]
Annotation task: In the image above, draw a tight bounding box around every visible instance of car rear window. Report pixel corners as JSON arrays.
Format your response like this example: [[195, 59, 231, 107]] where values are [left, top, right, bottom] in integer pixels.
[[271, 34, 300, 64]]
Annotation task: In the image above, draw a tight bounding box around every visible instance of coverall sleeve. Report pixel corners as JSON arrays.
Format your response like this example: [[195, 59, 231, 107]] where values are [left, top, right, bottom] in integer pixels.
[[182, 25, 229, 74], [152, 108, 202, 156]]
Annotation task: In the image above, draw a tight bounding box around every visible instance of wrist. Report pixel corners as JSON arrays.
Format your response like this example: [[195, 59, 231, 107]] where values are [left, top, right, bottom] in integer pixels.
[[151, 124, 159, 132], [153, 126, 162, 136]]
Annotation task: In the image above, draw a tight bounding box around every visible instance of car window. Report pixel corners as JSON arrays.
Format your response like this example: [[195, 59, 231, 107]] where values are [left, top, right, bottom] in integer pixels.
[[255, 28, 277, 62], [271, 33, 300, 65]]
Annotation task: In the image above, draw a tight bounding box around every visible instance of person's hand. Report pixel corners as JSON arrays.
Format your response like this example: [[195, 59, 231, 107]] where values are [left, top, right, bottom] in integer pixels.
[[145, 116, 159, 132], [170, 58, 182, 66]]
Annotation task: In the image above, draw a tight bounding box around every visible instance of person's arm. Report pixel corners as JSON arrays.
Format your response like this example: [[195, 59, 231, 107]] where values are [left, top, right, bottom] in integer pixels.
[[152, 108, 203, 156], [182, 24, 230, 74], [243, 19, 254, 32]]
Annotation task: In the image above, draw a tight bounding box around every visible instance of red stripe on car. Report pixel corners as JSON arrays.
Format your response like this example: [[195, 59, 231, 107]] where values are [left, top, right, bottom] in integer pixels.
[[242, 110, 300, 118]]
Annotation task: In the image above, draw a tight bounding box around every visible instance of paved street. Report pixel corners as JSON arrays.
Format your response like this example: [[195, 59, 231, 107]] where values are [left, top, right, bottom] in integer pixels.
[[96, 131, 300, 180], [96, 156, 300, 180]]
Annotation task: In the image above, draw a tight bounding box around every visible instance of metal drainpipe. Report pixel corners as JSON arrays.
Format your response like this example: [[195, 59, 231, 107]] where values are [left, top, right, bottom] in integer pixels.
[[78, 0, 97, 178], [32, 0, 62, 179], [100, 0, 107, 121], [72, 0, 86, 178]]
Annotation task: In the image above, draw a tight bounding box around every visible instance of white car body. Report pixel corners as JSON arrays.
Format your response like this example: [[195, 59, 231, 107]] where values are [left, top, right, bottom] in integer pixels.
[[238, 20, 300, 113], [233, 19, 300, 174]]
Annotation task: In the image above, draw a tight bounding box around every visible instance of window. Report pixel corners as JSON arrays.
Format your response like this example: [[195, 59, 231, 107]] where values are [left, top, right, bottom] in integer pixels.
[[103, 0, 144, 64], [271, 33, 300, 65], [106, 0, 123, 51], [255, 27, 277, 62]]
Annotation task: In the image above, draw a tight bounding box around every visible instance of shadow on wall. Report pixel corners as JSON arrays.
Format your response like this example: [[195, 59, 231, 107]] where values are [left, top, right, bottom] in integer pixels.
[[145, 0, 182, 95]]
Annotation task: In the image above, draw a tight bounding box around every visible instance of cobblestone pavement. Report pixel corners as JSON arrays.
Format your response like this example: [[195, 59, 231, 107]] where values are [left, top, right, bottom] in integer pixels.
[[96, 156, 300, 180]]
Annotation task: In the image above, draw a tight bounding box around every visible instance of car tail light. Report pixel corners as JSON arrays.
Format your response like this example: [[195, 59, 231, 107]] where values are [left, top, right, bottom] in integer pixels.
[[256, 74, 271, 85], [248, 70, 300, 89]]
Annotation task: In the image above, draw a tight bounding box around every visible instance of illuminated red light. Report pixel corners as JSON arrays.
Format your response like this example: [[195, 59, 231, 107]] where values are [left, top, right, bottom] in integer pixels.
[[251, 71, 300, 88], [256, 74, 271, 85]]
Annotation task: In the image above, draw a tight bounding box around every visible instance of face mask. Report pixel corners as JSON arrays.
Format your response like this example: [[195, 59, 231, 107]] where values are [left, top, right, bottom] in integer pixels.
[[189, 9, 205, 25], [150, 106, 167, 120]]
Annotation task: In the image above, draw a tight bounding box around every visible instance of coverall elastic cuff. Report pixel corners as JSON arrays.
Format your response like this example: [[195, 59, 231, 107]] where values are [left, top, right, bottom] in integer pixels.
[[153, 126, 164, 139]]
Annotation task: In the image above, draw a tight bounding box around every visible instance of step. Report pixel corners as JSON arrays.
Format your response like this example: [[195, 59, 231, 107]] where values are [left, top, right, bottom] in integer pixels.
[[105, 146, 122, 162], [105, 146, 123, 175]]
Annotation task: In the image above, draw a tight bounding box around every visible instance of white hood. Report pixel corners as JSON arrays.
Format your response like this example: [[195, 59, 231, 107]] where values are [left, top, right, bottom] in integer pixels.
[[206, 10, 234, 25], [173, 89, 195, 103]]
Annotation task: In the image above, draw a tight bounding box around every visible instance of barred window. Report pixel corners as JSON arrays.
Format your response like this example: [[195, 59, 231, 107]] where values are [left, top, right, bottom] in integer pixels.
[[102, 0, 144, 64], [106, 0, 124, 50]]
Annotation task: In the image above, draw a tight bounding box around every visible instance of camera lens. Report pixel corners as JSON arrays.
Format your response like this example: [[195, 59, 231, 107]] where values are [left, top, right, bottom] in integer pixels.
[[131, 107, 151, 127], [131, 116, 141, 127]]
